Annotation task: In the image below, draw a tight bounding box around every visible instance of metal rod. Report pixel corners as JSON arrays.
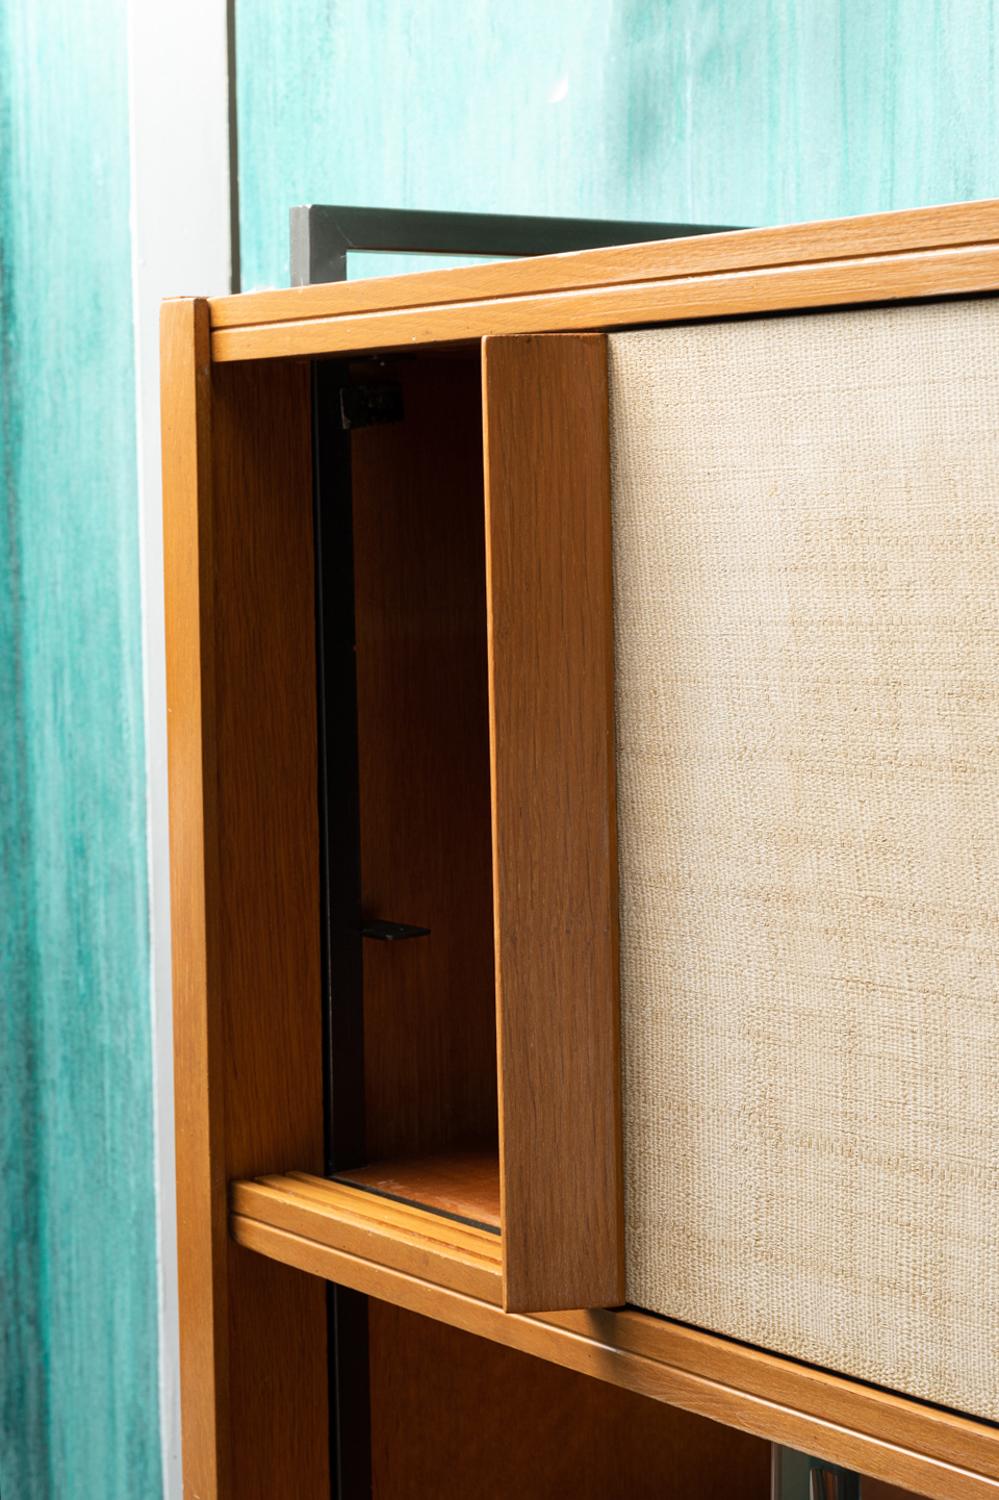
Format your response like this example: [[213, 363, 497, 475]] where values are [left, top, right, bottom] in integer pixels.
[[290, 202, 739, 286], [312, 358, 372, 1497]]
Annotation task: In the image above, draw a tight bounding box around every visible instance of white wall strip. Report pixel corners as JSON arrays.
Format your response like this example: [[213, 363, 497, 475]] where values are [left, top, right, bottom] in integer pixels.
[[126, 3, 234, 1493]]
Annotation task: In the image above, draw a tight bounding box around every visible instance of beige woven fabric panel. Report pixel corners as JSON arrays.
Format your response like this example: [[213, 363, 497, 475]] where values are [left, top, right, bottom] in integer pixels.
[[609, 302, 999, 1421]]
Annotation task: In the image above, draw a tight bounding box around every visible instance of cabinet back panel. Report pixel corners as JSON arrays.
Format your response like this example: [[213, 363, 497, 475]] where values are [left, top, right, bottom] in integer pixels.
[[610, 301, 999, 1421], [367, 1300, 771, 1498], [351, 354, 497, 1161]]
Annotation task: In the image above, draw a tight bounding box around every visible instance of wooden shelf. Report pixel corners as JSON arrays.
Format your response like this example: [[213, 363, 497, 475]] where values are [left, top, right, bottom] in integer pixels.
[[230, 1168, 502, 1303], [332, 1148, 500, 1230]]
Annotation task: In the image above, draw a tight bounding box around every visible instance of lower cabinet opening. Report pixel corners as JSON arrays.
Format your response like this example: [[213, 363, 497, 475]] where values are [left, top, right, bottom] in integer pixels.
[[363, 1301, 773, 1499]]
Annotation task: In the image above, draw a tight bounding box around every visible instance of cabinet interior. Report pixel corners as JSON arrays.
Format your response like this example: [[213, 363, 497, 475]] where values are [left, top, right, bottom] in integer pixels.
[[366, 1301, 774, 1498], [328, 350, 500, 1230]]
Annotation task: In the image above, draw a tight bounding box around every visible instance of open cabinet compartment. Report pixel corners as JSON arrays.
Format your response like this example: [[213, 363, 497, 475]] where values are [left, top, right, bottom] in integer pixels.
[[231, 334, 623, 1316], [322, 348, 502, 1232]]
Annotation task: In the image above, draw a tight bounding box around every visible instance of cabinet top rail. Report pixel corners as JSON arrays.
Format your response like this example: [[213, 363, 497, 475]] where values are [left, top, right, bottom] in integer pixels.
[[201, 197, 999, 364]]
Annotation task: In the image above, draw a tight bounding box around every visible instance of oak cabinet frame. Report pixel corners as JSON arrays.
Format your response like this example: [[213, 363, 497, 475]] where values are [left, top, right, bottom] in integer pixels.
[[163, 199, 999, 1500]]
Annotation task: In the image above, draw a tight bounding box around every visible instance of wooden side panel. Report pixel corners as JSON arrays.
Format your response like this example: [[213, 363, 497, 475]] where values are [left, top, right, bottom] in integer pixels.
[[482, 333, 622, 1313], [367, 1301, 771, 1499], [210, 358, 329, 1499], [162, 298, 228, 1498], [163, 315, 328, 1499], [209, 360, 322, 1177]]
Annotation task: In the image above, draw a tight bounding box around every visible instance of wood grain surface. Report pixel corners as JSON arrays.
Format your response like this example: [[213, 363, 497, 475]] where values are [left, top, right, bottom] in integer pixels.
[[334, 1149, 500, 1228], [163, 307, 328, 1498], [350, 353, 499, 1165], [210, 357, 328, 1498], [212, 228, 999, 364], [231, 1212, 999, 1500], [367, 1300, 771, 1498], [232, 1171, 501, 1300], [483, 333, 622, 1314], [229, 1166, 999, 1495]]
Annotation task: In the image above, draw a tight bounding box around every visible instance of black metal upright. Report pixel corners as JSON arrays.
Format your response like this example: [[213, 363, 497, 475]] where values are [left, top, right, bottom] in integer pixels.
[[290, 202, 737, 286], [313, 359, 366, 1176], [312, 358, 372, 1498]]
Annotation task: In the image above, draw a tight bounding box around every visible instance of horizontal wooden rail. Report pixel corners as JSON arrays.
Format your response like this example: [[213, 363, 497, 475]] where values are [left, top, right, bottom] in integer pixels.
[[231, 1174, 502, 1302], [231, 1207, 999, 1500], [210, 242, 999, 362], [209, 197, 999, 332]]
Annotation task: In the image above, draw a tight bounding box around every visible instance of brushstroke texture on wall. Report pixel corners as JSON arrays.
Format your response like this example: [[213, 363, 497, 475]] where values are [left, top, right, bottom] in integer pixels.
[[0, 0, 160, 1495], [236, 0, 999, 290]]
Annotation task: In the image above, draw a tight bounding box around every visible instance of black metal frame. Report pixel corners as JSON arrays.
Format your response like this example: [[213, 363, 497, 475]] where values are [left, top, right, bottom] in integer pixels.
[[307, 203, 738, 1499], [290, 202, 735, 286], [312, 359, 371, 1497]]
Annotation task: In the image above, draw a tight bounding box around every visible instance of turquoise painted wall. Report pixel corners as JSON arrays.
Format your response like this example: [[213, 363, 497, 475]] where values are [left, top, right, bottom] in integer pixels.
[[0, 0, 161, 1496], [236, 0, 999, 291]]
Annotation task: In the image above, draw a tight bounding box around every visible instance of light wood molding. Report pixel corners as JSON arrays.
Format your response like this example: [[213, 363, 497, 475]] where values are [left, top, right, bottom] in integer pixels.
[[209, 197, 999, 331], [213, 245, 999, 364], [231, 1212, 999, 1500], [162, 296, 227, 1500], [232, 1174, 501, 1301], [483, 334, 622, 1314], [594, 1311, 999, 1486]]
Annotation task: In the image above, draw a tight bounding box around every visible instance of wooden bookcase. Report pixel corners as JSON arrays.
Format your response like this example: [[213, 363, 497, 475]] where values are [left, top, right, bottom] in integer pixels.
[[162, 200, 999, 1499]]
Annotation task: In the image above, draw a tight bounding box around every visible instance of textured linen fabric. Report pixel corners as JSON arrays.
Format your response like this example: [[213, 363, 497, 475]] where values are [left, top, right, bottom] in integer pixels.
[[609, 303, 999, 1421]]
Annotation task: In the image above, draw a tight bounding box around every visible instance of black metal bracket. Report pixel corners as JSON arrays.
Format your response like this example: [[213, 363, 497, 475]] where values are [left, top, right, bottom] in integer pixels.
[[361, 920, 430, 942], [340, 383, 404, 431], [290, 202, 738, 287]]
